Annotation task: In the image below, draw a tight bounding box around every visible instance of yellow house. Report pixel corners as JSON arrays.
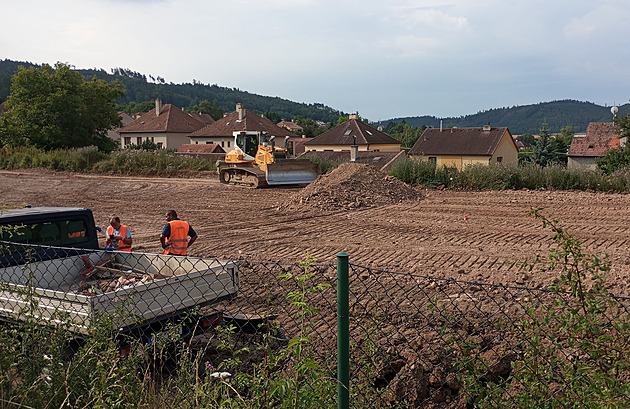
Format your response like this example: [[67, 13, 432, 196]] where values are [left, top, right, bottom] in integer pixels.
[[304, 115, 401, 152], [409, 125, 518, 170]]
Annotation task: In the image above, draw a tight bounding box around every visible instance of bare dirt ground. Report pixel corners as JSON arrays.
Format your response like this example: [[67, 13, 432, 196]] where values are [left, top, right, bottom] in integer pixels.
[[2, 167, 630, 296], [4, 166, 630, 407]]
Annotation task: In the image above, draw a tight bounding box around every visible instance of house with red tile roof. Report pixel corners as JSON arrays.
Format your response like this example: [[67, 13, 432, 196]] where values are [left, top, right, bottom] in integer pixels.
[[189, 112, 215, 125], [117, 99, 206, 149], [303, 115, 401, 152], [567, 122, 623, 170], [107, 112, 135, 143], [189, 103, 301, 154], [277, 120, 303, 132], [293, 137, 313, 155], [409, 125, 518, 170]]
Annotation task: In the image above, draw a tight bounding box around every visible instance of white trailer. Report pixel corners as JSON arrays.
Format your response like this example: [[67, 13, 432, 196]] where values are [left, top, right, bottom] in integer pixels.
[[0, 250, 238, 340]]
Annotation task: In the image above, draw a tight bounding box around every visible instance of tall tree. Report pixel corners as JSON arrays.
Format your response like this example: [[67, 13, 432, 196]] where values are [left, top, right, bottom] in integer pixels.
[[210, 99, 224, 120], [264, 111, 281, 124], [516, 132, 536, 146], [189, 99, 213, 114], [596, 113, 630, 174], [0, 63, 124, 151], [613, 113, 630, 139], [529, 120, 567, 167], [559, 125, 575, 145]]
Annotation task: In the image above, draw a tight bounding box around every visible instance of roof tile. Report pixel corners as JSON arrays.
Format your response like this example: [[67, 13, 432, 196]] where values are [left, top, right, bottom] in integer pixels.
[[409, 127, 510, 156], [568, 122, 619, 157], [119, 104, 205, 134], [190, 109, 295, 138], [304, 119, 400, 146]]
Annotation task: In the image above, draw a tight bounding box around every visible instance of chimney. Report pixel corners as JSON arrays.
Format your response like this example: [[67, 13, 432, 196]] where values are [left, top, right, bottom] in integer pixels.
[[350, 135, 358, 162], [349, 114, 358, 120], [440, 120, 443, 132], [350, 145, 359, 162], [236, 103, 244, 120], [483, 124, 491, 131], [155, 98, 162, 116]]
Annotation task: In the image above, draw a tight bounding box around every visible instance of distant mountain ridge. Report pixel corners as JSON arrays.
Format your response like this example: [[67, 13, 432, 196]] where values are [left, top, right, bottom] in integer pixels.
[[0, 59, 626, 134], [0, 59, 344, 123], [380, 100, 630, 135]]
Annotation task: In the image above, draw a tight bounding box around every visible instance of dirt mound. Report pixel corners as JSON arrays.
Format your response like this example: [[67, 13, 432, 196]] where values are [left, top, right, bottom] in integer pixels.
[[281, 162, 423, 211]]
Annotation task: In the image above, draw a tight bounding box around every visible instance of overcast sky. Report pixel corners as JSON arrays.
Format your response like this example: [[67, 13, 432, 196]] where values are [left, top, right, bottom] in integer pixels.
[[2, 0, 630, 121]]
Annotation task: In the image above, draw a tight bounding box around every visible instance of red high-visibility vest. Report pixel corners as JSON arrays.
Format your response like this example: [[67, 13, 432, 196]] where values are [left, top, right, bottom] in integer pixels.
[[107, 224, 132, 252], [163, 220, 190, 255]]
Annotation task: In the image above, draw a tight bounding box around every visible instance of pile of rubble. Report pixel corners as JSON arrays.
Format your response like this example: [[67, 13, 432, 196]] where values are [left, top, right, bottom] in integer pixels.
[[281, 162, 423, 212]]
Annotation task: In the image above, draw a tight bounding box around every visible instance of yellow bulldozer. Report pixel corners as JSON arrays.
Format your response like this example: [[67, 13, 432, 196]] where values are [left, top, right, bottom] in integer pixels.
[[217, 131, 321, 188]]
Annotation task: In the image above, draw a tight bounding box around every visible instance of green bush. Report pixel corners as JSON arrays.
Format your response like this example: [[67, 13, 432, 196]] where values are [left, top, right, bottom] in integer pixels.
[[388, 159, 630, 192], [0, 147, 217, 175], [390, 158, 440, 187]]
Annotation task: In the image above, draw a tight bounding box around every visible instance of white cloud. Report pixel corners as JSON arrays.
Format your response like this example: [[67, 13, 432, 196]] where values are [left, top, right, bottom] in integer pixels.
[[2, 0, 630, 119], [564, 4, 630, 40]]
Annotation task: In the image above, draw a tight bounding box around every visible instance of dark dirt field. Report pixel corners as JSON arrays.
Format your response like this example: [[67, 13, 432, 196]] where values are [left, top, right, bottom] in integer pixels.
[[3, 166, 630, 407], [1, 166, 630, 296]]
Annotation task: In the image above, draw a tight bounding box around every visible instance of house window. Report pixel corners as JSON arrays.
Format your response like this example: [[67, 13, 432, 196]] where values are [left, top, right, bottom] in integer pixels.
[[428, 157, 437, 164], [136, 137, 142, 145], [497, 157, 503, 163], [221, 141, 225, 147], [150, 137, 154, 142], [195, 141, 199, 144], [227, 141, 231, 148], [124, 137, 131, 146], [157, 142, 163, 149]]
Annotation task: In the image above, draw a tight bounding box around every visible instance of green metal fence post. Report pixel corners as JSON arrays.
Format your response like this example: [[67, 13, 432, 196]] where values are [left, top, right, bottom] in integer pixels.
[[336, 252, 350, 409]]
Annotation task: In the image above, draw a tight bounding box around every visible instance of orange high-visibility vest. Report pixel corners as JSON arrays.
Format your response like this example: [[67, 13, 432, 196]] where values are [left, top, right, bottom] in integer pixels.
[[107, 224, 132, 252], [163, 220, 190, 255]]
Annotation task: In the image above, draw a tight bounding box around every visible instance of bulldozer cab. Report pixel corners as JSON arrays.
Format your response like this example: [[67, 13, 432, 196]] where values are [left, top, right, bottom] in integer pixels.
[[235, 132, 260, 158]]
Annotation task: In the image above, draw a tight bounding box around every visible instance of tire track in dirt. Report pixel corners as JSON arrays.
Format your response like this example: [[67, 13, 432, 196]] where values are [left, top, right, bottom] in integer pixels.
[[3, 170, 630, 295]]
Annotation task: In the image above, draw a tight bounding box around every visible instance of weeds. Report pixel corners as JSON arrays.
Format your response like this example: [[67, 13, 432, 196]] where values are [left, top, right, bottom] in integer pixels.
[[0, 146, 216, 175], [390, 158, 630, 192], [445, 209, 630, 408], [0, 253, 338, 408]]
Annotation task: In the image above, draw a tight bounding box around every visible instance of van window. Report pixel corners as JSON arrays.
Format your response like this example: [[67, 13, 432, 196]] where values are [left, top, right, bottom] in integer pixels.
[[1, 219, 90, 247]]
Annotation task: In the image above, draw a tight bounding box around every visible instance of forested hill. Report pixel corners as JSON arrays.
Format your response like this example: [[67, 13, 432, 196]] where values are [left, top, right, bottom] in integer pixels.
[[0, 59, 344, 123], [381, 100, 630, 135], [1, 59, 628, 133]]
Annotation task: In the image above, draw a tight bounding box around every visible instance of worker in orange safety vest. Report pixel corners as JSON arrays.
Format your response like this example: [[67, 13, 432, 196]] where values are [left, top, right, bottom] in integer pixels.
[[106, 216, 132, 251], [160, 210, 197, 256]]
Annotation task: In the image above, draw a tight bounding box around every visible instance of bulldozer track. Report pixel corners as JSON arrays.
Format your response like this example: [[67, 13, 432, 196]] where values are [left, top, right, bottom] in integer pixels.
[[2, 170, 630, 296]]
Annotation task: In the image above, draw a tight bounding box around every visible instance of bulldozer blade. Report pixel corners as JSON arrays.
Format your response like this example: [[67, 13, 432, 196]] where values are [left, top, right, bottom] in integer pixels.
[[265, 160, 320, 186]]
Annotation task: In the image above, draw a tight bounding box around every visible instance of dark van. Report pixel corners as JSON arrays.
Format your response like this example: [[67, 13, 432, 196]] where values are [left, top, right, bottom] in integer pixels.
[[0, 207, 100, 267]]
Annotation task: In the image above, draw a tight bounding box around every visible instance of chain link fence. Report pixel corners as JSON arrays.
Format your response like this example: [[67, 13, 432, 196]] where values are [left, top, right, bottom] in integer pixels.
[[1, 242, 629, 408]]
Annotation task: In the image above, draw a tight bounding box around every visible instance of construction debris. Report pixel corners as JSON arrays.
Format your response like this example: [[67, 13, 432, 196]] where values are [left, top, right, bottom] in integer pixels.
[[280, 162, 423, 211], [73, 261, 157, 296]]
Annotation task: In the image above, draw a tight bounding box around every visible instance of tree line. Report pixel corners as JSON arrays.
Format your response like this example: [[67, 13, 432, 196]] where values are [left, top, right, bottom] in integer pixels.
[[2, 61, 630, 175]]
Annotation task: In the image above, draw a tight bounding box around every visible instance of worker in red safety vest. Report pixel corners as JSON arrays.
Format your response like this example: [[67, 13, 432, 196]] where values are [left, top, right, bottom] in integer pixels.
[[160, 210, 197, 256], [106, 216, 132, 251]]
